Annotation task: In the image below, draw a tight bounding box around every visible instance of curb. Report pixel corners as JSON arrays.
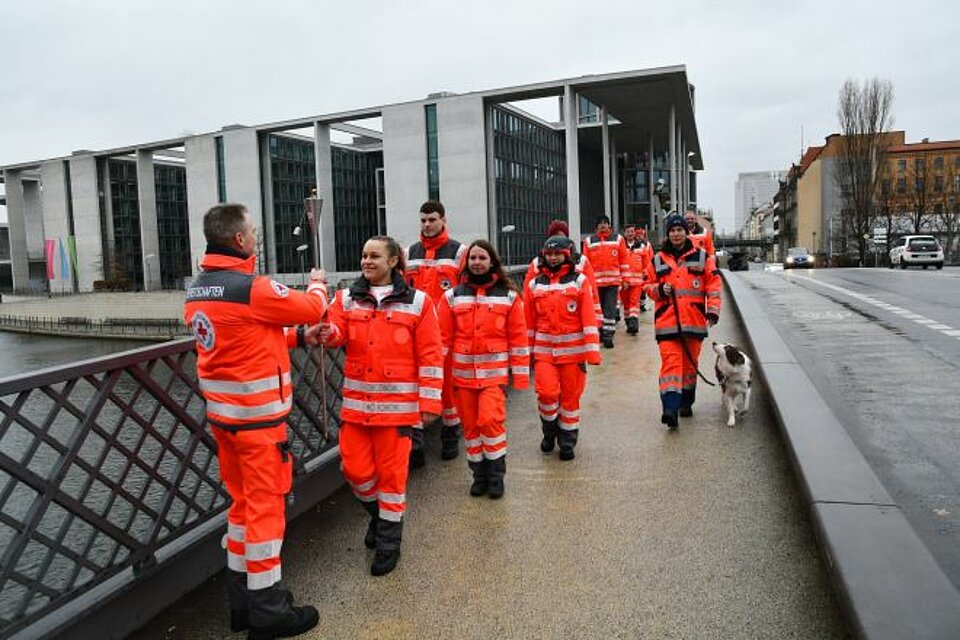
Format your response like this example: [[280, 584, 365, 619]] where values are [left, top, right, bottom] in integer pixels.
[[723, 270, 960, 640]]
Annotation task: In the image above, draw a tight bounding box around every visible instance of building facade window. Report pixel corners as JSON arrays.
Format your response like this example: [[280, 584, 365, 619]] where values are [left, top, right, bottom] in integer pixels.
[[425, 104, 440, 201], [332, 146, 383, 271], [915, 157, 925, 172], [154, 163, 191, 288], [492, 106, 567, 264], [897, 177, 907, 194], [108, 159, 143, 288], [897, 159, 906, 172], [269, 134, 317, 274], [215, 136, 226, 202], [915, 178, 925, 193], [934, 175, 944, 193], [934, 156, 944, 170]]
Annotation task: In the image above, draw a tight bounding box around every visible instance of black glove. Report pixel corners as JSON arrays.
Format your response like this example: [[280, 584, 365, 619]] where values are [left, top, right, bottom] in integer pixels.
[[707, 313, 719, 327]]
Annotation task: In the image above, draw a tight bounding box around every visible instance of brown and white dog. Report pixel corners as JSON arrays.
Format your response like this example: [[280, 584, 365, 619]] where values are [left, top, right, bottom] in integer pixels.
[[712, 342, 752, 427]]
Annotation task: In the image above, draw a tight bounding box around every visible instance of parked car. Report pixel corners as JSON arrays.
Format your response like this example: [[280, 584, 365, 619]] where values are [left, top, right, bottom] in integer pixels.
[[784, 246, 815, 269], [889, 235, 944, 269]]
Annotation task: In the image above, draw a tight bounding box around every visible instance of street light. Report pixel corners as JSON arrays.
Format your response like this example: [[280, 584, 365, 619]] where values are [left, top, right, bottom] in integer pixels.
[[145, 253, 155, 291], [295, 244, 309, 287], [501, 224, 516, 266]]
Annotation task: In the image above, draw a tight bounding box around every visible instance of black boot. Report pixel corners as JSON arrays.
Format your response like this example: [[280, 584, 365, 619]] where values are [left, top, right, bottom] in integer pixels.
[[557, 427, 578, 461], [227, 569, 249, 632], [540, 418, 558, 453], [371, 518, 403, 577], [408, 427, 426, 470], [362, 501, 378, 550], [661, 411, 679, 429], [626, 318, 639, 335], [487, 456, 506, 499], [441, 424, 460, 460], [468, 459, 489, 497], [680, 389, 696, 418], [247, 586, 318, 640], [679, 406, 693, 417], [602, 335, 615, 349]]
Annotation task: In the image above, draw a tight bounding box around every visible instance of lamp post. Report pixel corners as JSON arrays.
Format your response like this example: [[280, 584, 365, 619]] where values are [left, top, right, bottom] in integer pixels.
[[500, 224, 516, 266], [144, 253, 155, 291]]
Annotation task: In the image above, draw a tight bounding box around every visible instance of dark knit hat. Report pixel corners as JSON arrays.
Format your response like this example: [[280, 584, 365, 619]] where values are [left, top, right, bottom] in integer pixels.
[[664, 213, 687, 232]]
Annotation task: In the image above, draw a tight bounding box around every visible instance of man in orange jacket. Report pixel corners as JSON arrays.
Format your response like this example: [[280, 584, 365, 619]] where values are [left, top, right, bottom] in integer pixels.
[[184, 203, 327, 639], [644, 213, 722, 429], [684, 204, 716, 258], [404, 200, 466, 467], [582, 215, 628, 349], [620, 223, 651, 335]]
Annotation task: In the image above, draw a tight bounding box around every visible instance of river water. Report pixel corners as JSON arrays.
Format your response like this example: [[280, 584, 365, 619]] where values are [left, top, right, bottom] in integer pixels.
[[0, 331, 152, 379]]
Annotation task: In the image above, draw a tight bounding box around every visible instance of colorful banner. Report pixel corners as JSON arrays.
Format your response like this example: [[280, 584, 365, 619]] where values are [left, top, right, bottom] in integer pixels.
[[44, 239, 56, 280], [59, 238, 70, 280]]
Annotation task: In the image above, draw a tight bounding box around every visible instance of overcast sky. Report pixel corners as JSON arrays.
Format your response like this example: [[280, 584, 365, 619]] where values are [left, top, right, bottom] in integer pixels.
[[2, 0, 958, 232]]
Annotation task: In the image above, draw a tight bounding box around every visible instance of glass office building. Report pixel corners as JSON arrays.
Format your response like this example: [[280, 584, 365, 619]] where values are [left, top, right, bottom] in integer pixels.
[[492, 106, 567, 264], [154, 163, 191, 288], [331, 146, 383, 271]]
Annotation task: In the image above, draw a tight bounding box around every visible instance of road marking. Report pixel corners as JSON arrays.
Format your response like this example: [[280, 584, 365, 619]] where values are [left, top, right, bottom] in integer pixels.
[[788, 274, 960, 340]]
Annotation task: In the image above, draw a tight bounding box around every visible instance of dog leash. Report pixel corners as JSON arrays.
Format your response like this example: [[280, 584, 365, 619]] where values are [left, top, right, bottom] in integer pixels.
[[669, 289, 716, 387]]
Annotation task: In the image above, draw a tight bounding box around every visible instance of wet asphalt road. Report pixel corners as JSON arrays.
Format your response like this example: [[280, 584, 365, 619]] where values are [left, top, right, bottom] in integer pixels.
[[134, 283, 846, 639], [741, 266, 960, 591]]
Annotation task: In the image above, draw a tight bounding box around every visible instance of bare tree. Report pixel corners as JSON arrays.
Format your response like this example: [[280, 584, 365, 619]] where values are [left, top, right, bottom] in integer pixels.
[[834, 78, 895, 265], [933, 161, 960, 263]]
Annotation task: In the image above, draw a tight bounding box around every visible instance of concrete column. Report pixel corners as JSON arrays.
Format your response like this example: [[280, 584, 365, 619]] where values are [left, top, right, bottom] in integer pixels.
[[484, 102, 499, 252], [669, 105, 677, 216], [68, 155, 104, 291], [40, 161, 73, 292], [259, 138, 278, 274], [222, 128, 264, 241], [601, 106, 612, 220], [649, 136, 656, 235], [680, 139, 687, 213], [382, 103, 429, 248], [136, 150, 161, 291], [314, 122, 336, 272], [611, 136, 620, 227], [436, 95, 490, 244], [3, 170, 29, 290], [185, 136, 219, 276], [564, 84, 581, 244], [23, 180, 44, 264]]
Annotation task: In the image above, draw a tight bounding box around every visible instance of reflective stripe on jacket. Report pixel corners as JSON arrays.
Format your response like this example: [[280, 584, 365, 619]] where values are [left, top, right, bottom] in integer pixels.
[[643, 242, 722, 341], [184, 251, 328, 430], [524, 252, 601, 316], [582, 234, 628, 287], [323, 273, 443, 426], [437, 278, 530, 390], [524, 264, 601, 365]]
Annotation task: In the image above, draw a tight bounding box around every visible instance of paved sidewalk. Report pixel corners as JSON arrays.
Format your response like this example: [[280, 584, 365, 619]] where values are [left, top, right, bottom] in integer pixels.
[[134, 294, 846, 639]]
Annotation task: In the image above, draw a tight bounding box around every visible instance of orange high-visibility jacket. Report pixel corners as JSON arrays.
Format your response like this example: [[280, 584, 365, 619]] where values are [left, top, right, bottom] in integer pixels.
[[323, 274, 443, 426], [184, 251, 328, 430], [582, 233, 629, 287], [437, 277, 530, 390], [404, 228, 467, 302], [688, 225, 716, 257], [524, 263, 601, 366], [623, 238, 653, 286], [643, 241, 722, 341]]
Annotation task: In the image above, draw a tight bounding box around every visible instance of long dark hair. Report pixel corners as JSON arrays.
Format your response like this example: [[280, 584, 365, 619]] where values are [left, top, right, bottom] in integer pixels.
[[461, 239, 519, 293], [366, 235, 406, 279]]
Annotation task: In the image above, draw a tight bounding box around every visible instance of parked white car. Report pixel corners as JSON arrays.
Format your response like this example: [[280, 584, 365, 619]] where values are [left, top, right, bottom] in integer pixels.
[[889, 235, 944, 270]]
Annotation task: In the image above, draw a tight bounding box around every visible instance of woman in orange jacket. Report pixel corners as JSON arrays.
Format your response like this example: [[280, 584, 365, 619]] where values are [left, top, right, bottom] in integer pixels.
[[525, 235, 601, 461], [644, 214, 722, 429], [437, 240, 529, 498], [318, 236, 443, 576], [522, 219, 601, 322]]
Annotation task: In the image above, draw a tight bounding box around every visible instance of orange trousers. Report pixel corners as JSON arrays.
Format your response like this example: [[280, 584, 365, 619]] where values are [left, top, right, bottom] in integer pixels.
[[455, 386, 507, 463], [339, 423, 413, 524], [534, 361, 586, 432], [657, 337, 703, 412], [215, 423, 291, 591], [619, 285, 643, 319]]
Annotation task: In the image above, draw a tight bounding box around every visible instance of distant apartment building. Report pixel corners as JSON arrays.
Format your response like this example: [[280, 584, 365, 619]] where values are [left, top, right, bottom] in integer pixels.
[[734, 170, 786, 233], [1, 68, 703, 293], [774, 132, 960, 263]]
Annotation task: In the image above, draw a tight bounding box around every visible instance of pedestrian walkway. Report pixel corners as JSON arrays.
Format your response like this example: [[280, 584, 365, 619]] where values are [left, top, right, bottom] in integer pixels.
[[133, 298, 846, 639]]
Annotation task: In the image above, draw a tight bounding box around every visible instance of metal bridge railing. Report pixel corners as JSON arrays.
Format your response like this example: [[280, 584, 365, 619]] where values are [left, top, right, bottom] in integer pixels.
[[0, 339, 344, 639]]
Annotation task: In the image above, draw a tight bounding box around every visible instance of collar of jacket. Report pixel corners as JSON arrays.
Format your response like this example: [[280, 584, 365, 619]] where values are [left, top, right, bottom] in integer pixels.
[[350, 270, 412, 302], [420, 227, 450, 252], [200, 247, 256, 273], [464, 272, 498, 291], [596, 229, 611, 240], [660, 238, 694, 260], [539, 261, 573, 279]]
